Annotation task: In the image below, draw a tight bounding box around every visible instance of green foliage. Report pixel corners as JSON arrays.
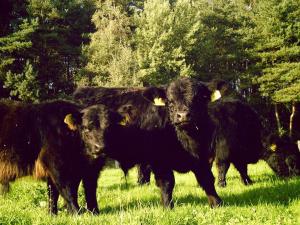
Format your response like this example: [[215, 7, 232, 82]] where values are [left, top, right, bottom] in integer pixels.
[[253, 0, 300, 103], [0, 19, 37, 81], [82, 0, 140, 87], [189, 0, 254, 82], [84, 0, 254, 86], [134, 0, 199, 85], [258, 62, 300, 102], [0, 0, 96, 100], [5, 60, 40, 102], [26, 0, 96, 98], [0, 0, 298, 109]]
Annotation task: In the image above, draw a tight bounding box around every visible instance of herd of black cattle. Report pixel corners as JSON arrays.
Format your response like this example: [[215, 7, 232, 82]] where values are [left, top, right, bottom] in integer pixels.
[[0, 77, 300, 215]]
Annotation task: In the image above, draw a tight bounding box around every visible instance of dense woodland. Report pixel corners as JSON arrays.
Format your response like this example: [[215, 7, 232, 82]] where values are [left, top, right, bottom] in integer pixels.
[[0, 0, 299, 136]]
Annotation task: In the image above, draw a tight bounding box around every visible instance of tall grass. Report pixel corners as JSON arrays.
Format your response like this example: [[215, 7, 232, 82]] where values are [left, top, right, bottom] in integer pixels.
[[0, 161, 299, 225]]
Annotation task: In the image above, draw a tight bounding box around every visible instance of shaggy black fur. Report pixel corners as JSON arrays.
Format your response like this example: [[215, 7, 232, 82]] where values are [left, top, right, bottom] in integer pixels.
[[208, 98, 263, 187], [0, 99, 121, 215], [263, 134, 300, 177], [138, 79, 264, 187], [0, 99, 84, 214], [73, 79, 222, 210]]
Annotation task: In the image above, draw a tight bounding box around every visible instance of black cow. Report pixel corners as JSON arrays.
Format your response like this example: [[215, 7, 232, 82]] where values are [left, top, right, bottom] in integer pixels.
[[205, 79, 263, 187], [73, 79, 222, 209], [135, 79, 263, 187], [0, 99, 122, 214], [263, 134, 300, 177], [208, 98, 263, 187]]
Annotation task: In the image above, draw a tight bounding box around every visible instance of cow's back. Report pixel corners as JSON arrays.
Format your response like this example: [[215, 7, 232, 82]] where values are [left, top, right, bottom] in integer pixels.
[[209, 98, 263, 163]]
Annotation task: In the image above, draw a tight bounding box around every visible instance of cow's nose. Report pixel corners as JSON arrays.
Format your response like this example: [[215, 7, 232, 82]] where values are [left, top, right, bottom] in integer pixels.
[[176, 112, 190, 122], [94, 144, 103, 152]]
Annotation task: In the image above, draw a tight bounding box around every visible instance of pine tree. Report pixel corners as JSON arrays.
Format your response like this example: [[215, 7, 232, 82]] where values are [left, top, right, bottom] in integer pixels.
[[0, 18, 38, 98], [5, 60, 40, 102], [254, 0, 300, 103]]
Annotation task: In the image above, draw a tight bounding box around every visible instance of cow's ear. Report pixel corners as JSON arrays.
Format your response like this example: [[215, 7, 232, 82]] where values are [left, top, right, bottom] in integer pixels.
[[153, 97, 166, 106], [117, 104, 135, 126], [211, 90, 222, 102], [142, 87, 167, 106], [206, 79, 228, 102], [119, 114, 131, 126], [64, 112, 82, 131]]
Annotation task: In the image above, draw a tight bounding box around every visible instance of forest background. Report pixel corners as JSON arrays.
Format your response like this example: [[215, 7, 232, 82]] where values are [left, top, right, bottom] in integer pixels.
[[0, 0, 299, 136]]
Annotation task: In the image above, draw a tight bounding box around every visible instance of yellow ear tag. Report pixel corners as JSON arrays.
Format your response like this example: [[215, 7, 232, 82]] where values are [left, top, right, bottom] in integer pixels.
[[119, 114, 130, 126], [64, 114, 77, 131], [270, 143, 277, 151], [153, 97, 166, 106], [211, 90, 222, 102]]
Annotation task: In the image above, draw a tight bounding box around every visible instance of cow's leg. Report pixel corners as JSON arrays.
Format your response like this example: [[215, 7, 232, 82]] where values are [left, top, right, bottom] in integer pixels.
[[41, 149, 81, 214], [216, 159, 230, 187], [137, 164, 151, 185], [58, 180, 80, 214], [0, 182, 10, 195], [49, 171, 81, 214], [234, 162, 253, 185], [47, 178, 59, 215], [82, 158, 105, 214], [153, 168, 175, 208], [193, 161, 222, 208]]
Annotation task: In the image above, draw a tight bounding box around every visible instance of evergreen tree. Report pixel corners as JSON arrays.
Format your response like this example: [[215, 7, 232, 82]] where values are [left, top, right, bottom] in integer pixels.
[[253, 0, 300, 103], [0, 16, 38, 98], [28, 0, 96, 98], [0, 0, 96, 100], [5, 60, 40, 102]]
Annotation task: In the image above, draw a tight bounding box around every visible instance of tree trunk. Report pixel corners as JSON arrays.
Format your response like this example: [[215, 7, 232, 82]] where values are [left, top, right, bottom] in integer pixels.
[[289, 102, 300, 142], [274, 103, 282, 134]]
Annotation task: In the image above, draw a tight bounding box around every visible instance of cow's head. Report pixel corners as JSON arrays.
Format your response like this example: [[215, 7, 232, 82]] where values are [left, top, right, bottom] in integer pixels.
[[166, 77, 212, 128], [64, 104, 128, 158], [266, 134, 299, 154], [141, 78, 218, 129], [264, 134, 300, 176]]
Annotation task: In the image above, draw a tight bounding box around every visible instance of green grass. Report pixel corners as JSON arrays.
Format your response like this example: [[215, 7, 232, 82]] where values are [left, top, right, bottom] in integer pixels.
[[1, 161, 300, 225]]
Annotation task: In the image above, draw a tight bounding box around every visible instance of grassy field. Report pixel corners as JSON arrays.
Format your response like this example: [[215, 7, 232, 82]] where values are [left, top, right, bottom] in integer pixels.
[[0, 161, 300, 225]]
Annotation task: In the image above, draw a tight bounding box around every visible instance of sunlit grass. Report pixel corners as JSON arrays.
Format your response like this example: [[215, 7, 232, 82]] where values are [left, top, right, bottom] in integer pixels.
[[0, 161, 299, 225]]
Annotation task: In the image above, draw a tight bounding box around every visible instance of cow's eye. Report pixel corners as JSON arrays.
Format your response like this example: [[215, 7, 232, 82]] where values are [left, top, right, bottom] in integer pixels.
[[168, 102, 174, 111]]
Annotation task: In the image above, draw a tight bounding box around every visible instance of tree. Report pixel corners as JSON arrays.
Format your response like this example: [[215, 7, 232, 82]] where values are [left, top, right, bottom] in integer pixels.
[[251, 0, 300, 134], [134, 0, 199, 85], [82, 0, 140, 87], [0, 17, 38, 98], [134, 0, 255, 86], [0, 0, 96, 100], [254, 0, 300, 103], [28, 0, 96, 98], [5, 60, 40, 102]]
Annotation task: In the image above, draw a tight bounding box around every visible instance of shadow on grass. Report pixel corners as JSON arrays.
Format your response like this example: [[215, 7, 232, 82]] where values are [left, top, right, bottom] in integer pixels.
[[96, 175, 300, 214], [222, 179, 300, 206], [219, 173, 282, 187]]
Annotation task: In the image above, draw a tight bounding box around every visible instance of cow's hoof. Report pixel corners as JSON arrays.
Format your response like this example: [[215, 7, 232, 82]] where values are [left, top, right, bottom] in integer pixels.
[[0, 183, 10, 195], [243, 178, 253, 185], [208, 195, 223, 208]]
